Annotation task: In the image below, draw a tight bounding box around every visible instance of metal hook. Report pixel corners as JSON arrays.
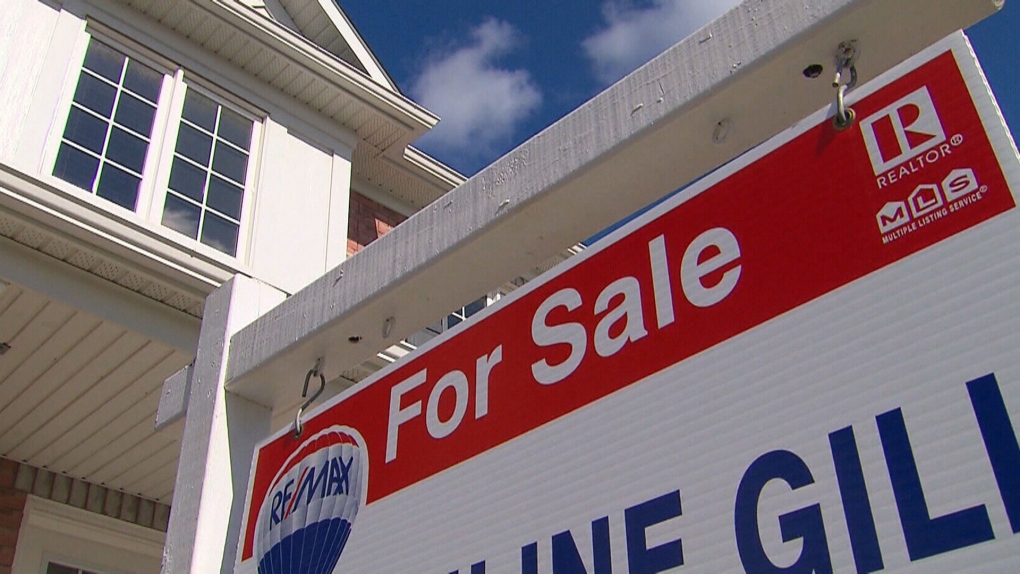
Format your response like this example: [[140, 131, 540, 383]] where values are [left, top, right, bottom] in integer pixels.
[[294, 358, 326, 438], [833, 72, 857, 130], [832, 41, 859, 131]]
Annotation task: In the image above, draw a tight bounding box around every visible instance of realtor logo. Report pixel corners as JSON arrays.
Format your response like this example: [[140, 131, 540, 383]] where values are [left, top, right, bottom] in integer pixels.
[[877, 202, 910, 234], [861, 87, 946, 175]]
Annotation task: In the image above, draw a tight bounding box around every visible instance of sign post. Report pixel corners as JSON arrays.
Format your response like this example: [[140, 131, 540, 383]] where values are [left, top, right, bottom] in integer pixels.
[[238, 32, 1020, 573]]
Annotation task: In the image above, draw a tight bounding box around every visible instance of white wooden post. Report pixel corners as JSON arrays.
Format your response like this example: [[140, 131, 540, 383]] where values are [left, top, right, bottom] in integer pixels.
[[162, 275, 286, 573]]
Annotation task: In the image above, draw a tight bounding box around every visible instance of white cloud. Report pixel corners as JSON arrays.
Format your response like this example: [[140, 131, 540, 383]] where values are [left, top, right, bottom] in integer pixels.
[[583, 0, 742, 85], [410, 19, 542, 165]]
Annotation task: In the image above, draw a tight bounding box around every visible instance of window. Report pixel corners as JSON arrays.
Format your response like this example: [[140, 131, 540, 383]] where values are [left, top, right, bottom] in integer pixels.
[[52, 35, 259, 258], [406, 295, 493, 347], [445, 296, 487, 330], [162, 90, 253, 255], [53, 39, 162, 211], [47, 562, 101, 574]]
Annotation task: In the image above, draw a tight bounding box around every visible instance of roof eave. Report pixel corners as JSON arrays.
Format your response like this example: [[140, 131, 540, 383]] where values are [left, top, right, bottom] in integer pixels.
[[194, 0, 438, 146]]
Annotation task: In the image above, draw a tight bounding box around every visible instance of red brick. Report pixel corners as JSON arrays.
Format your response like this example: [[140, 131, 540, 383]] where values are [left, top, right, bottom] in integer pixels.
[[0, 546, 14, 567], [0, 491, 25, 512], [0, 563, 12, 574], [0, 461, 15, 489], [348, 192, 407, 252], [0, 526, 17, 547], [0, 514, 21, 531]]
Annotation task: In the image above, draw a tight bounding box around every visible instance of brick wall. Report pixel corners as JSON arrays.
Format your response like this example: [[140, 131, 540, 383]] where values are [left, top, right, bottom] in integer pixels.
[[347, 192, 407, 256], [0, 458, 26, 574]]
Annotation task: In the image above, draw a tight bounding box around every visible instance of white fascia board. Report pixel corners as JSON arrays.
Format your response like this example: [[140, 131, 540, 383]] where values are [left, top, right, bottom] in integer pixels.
[[403, 146, 468, 192], [314, 0, 399, 92], [0, 236, 200, 353], [0, 163, 238, 297], [194, 0, 439, 139], [363, 146, 467, 210], [225, 0, 1003, 406]]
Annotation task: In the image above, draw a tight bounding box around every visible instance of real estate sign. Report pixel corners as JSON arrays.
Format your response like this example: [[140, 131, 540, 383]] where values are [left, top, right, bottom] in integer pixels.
[[238, 33, 1020, 573]]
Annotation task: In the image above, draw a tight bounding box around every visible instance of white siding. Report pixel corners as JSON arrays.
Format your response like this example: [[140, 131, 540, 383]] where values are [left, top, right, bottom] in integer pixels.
[[0, 0, 65, 166], [248, 117, 353, 293]]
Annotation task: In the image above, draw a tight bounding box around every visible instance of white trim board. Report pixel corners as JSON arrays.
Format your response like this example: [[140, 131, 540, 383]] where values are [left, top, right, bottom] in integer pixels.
[[12, 496, 164, 574]]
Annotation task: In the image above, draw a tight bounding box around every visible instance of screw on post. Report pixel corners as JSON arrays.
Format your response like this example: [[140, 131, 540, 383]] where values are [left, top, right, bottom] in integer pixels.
[[833, 40, 859, 131]]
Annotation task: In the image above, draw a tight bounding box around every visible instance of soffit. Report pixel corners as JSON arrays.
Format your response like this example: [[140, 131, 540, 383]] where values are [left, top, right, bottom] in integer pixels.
[[0, 211, 206, 318], [0, 282, 190, 504], [278, 0, 361, 67], [352, 144, 463, 210]]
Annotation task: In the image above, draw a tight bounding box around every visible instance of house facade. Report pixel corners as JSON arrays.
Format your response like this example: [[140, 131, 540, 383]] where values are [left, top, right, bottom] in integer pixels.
[[0, 0, 466, 571]]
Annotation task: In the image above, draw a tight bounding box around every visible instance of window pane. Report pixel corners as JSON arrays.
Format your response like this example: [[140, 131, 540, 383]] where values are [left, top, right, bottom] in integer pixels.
[[447, 313, 461, 328], [123, 60, 161, 103], [182, 90, 217, 132], [168, 157, 207, 202], [201, 211, 239, 255], [106, 127, 147, 173], [96, 163, 140, 209], [465, 297, 486, 317], [73, 74, 116, 117], [63, 107, 108, 154], [218, 108, 252, 150], [162, 194, 201, 238], [212, 143, 247, 184], [82, 40, 124, 83], [114, 93, 156, 136], [54, 143, 99, 191], [207, 175, 242, 219], [176, 124, 212, 166]]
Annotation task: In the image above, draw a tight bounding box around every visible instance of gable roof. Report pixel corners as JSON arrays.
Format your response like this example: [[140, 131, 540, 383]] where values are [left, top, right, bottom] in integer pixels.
[[247, 0, 397, 91]]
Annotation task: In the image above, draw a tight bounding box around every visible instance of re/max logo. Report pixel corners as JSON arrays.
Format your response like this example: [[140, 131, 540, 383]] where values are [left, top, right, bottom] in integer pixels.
[[270, 454, 354, 529]]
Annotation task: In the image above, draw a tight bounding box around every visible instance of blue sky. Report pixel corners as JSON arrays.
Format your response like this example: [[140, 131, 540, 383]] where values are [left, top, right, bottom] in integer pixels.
[[340, 1, 1019, 177]]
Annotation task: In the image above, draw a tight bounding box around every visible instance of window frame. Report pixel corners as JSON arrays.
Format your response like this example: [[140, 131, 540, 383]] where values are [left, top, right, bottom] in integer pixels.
[[11, 496, 163, 574], [406, 292, 503, 347], [45, 24, 264, 263], [43, 28, 178, 217], [146, 75, 263, 260]]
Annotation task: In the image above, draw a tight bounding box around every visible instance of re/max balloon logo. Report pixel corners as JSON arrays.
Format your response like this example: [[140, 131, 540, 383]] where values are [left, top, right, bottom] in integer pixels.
[[255, 428, 365, 574], [269, 451, 355, 528]]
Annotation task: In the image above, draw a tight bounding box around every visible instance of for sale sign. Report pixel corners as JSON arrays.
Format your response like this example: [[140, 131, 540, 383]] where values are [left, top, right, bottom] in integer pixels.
[[238, 33, 1020, 573]]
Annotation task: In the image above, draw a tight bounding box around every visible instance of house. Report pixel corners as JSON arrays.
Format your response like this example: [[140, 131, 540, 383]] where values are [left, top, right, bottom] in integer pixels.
[[0, 0, 469, 571]]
